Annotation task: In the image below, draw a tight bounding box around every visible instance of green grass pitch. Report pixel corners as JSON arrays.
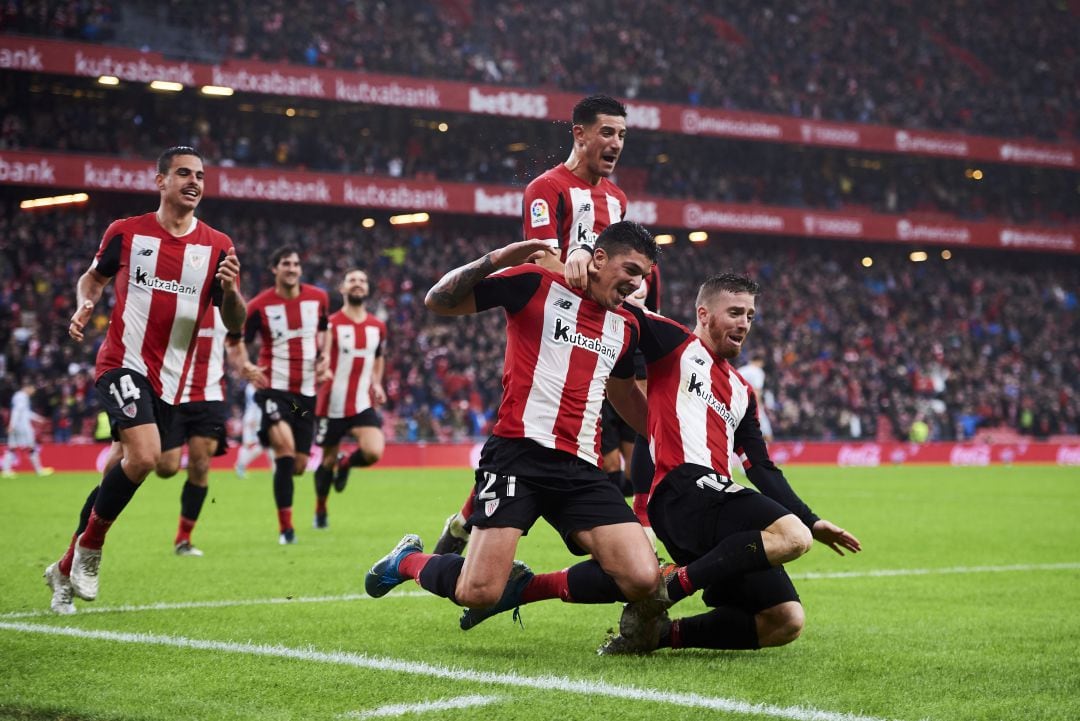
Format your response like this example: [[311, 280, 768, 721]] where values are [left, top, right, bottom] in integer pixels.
[[2, 463, 1078, 721]]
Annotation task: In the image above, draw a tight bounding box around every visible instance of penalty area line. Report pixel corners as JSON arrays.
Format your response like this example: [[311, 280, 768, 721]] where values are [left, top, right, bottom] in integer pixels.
[[339, 694, 503, 719], [0, 620, 902, 721]]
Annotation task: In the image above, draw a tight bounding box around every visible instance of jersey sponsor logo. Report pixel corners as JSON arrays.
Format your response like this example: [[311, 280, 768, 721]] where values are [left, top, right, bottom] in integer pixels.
[[575, 223, 595, 245], [132, 266, 199, 295], [685, 372, 739, 427], [530, 199, 550, 228], [552, 317, 617, 360]]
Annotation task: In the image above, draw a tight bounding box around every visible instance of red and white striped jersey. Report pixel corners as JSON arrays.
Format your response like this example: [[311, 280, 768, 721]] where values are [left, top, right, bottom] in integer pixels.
[[523, 164, 627, 261], [244, 284, 329, 397], [475, 265, 638, 466], [91, 213, 235, 405], [179, 306, 228, 403], [627, 307, 753, 490], [316, 311, 386, 418]]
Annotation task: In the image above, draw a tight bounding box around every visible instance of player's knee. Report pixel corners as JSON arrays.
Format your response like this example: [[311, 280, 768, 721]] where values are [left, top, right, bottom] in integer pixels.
[[758, 602, 804, 647], [768, 516, 813, 563], [188, 457, 211, 482], [155, 460, 180, 478], [124, 451, 159, 480], [455, 578, 504, 609], [618, 565, 661, 602]]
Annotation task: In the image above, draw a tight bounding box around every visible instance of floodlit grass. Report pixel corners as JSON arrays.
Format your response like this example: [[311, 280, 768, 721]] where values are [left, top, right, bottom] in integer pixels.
[[2, 463, 1079, 721]]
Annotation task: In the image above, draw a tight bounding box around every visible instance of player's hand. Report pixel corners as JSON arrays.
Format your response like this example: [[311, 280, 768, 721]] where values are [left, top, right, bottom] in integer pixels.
[[315, 355, 331, 383], [68, 300, 94, 341], [563, 247, 594, 290], [242, 362, 268, 389], [812, 519, 862, 556], [371, 383, 387, 406], [490, 239, 557, 270], [216, 248, 241, 293]]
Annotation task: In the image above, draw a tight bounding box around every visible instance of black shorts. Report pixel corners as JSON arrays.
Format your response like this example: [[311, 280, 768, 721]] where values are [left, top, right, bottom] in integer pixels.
[[470, 436, 638, 556], [650, 463, 799, 612], [315, 408, 383, 447], [255, 389, 316, 455], [162, 400, 228, 456], [96, 368, 174, 442], [600, 400, 636, 455]]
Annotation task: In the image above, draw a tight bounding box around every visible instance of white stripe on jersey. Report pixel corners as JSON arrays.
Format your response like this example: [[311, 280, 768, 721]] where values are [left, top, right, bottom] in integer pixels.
[[568, 187, 597, 247], [160, 243, 214, 403], [120, 234, 159, 379], [606, 193, 623, 225], [265, 303, 292, 392], [180, 308, 227, 403], [299, 300, 322, 396], [575, 309, 626, 457]]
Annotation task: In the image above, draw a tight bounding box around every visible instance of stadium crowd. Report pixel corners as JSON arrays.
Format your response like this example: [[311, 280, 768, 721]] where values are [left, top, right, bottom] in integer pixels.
[[2, 74, 1076, 226], [5, 0, 1075, 140], [2, 200, 1077, 447]]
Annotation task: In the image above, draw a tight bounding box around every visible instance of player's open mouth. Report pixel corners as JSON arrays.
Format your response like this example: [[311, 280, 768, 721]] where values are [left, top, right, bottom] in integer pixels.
[[602, 154, 618, 163], [182, 188, 199, 198]]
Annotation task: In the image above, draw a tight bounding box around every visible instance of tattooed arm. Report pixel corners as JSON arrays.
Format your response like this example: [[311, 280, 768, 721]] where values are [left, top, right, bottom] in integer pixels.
[[424, 239, 556, 316]]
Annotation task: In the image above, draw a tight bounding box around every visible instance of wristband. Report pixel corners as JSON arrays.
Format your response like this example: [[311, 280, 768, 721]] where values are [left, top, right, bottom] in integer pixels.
[[569, 244, 594, 257]]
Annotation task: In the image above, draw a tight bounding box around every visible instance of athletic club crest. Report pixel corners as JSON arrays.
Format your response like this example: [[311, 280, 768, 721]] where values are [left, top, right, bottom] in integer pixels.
[[121, 402, 138, 418], [187, 253, 207, 270], [485, 499, 500, 516]]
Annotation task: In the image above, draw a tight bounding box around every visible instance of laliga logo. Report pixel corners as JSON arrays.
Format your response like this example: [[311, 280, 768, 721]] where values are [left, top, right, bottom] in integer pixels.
[[897, 219, 913, 240]]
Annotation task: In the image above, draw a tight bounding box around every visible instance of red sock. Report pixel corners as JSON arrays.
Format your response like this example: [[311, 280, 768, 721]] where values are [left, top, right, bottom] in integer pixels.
[[277, 507, 293, 533], [669, 619, 683, 649], [632, 493, 650, 526], [58, 534, 77, 576], [175, 516, 196, 545], [78, 510, 113, 550], [521, 569, 570, 603], [398, 552, 432, 580], [459, 487, 476, 521], [315, 496, 328, 514]]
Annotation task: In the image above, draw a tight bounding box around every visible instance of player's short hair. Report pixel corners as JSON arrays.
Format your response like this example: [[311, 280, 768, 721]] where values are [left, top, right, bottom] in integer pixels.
[[696, 273, 760, 308], [270, 245, 300, 268], [596, 220, 659, 263], [572, 95, 627, 126], [343, 267, 368, 279], [157, 146, 203, 175]]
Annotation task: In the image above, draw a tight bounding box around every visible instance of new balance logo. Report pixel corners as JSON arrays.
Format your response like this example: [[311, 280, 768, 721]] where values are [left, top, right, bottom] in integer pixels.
[[136, 248, 154, 256], [552, 299, 574, 310], [579, 203, 592, 213], [693, 356, 707, 366]]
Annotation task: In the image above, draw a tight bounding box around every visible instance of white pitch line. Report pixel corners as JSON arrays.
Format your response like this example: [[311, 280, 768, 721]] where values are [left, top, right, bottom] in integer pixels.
[[789, 562, 1080, 580], [5, 562, 1075, 620], [0, 590, 432, 620], [340, 695, 502, 719], [0, 621, 898, 721]]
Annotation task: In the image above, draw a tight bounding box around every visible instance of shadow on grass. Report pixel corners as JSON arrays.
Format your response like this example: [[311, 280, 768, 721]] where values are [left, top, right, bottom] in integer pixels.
[[0, 707, 146, 721]]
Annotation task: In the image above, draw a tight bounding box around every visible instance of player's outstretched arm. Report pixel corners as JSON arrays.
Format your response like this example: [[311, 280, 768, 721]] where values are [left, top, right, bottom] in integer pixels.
[[811, 519, 862, 556], [425, 239, 555, 316]]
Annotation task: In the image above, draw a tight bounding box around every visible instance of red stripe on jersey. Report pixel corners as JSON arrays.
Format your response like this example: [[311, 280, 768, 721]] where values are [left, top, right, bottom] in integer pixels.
[[551, 300, 605, 457], [496, 288, 546, 440], [181, 307, 227, 403]]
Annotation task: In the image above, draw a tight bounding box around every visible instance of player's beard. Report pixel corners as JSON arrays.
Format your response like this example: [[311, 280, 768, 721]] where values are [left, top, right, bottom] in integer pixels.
[[346, 294, 366, 307]]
